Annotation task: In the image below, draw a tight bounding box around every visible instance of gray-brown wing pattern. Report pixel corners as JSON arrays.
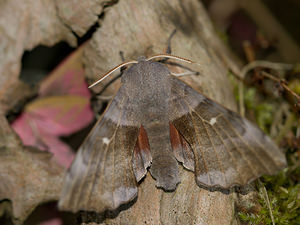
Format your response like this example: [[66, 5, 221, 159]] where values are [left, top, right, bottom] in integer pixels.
[[59, 89, 140, 213], [169, 76, 286, 189]]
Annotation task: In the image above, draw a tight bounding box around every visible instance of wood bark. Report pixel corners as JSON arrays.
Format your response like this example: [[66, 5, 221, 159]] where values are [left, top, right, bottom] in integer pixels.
[[0, 114, 64, 225], [0, 0, 257, 224]]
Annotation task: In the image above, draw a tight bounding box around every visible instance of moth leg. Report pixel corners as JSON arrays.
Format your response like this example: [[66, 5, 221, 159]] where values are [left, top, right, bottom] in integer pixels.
[[91, 51, 127, 101], [158, 29, 200, 76], [91, 76, 121, 116], [119, 51, 125, 62], [158, 29, 177, 65], [165, 28, 177, 54], [171, 71, 199, 77]]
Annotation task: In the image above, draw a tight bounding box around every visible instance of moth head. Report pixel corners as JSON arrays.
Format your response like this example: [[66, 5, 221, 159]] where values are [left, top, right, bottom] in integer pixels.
[[88, 54, 194, 89], [121, 58, 171, 85]]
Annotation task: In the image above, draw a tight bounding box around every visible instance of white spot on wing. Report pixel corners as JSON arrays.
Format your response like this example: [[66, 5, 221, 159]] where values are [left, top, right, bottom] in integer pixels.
[[209, 117, 217, 126], [102, 137, 110, 145]]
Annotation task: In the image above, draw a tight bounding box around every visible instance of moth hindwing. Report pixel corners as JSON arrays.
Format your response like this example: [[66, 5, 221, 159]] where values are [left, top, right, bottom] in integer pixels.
[[59, 56, 286, 213]]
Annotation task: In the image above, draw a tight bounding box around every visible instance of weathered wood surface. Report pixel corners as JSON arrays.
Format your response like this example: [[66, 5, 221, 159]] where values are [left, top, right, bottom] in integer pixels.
[[0, 114, 64, 225], [0, 0, 250, 224]]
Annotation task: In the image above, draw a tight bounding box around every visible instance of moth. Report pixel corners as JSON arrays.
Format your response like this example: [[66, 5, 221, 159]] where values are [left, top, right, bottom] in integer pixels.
[[59, 54, 286, 213]]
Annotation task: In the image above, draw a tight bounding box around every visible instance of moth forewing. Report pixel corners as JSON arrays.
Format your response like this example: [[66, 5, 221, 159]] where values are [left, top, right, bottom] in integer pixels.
[[59, 56, 286, 213]]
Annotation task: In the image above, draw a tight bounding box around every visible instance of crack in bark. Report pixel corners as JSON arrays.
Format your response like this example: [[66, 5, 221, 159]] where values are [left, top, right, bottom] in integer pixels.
[[53, 0, 120, 46]]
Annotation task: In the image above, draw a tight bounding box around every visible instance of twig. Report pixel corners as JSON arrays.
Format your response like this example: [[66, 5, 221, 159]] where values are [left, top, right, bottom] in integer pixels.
[[258, 180, 275, 225], [239, 41, 257, 117], [259, 70, 300, 115], [238, 82, 245, 117], [240, 60, 293, 80], [261, 71, 300, 103], [236, 60, 293, 116], [238, 61, 300, 108]]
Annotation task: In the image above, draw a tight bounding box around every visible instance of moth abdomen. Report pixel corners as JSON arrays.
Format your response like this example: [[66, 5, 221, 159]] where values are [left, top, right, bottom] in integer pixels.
[[150, 154, 180, 191], [144, 122, 180, 191]]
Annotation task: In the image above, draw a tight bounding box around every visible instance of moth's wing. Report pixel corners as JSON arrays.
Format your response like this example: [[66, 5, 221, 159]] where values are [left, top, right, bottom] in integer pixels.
[[59, 87, 140, 213], [132, 125, 152, 182], [169, 76, 286, 189]]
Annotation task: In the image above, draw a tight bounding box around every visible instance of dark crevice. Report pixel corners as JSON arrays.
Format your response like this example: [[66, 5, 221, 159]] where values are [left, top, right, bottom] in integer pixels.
[[52, 1, 78, 44], [20, 42, 75, 85], [54, 0, 119, 46], [23, 201, 75, 225], [6, 42, 75, 122], [98, 0, 119, 18], [0, 216, 13, 225], [77, 196, 137, 224], [0, 200, 13, 225], [77, 21, 100, 45], [77, 0, 119, 44]]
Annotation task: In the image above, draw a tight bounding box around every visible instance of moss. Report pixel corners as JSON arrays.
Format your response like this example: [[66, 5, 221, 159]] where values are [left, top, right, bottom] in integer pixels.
[[233, 79, 300, 224], [239, 169, 300, 224]]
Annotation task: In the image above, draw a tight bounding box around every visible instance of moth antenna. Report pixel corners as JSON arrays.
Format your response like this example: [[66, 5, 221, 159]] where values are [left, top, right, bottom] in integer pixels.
[[88, 60, 138, 88], [146, 54, 194, 64]]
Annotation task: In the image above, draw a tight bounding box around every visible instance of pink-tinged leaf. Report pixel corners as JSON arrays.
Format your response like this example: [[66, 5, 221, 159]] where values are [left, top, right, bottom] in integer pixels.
[[11, 113, 36, 147], [11, 43, 94, 169], [37, 133, 74, 168], [11, 95, 93, 168], [25, 95, 94, 136], [38, 218, 62, 225], [39, 44, 90, 98], [12, 114, 74, 168]]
